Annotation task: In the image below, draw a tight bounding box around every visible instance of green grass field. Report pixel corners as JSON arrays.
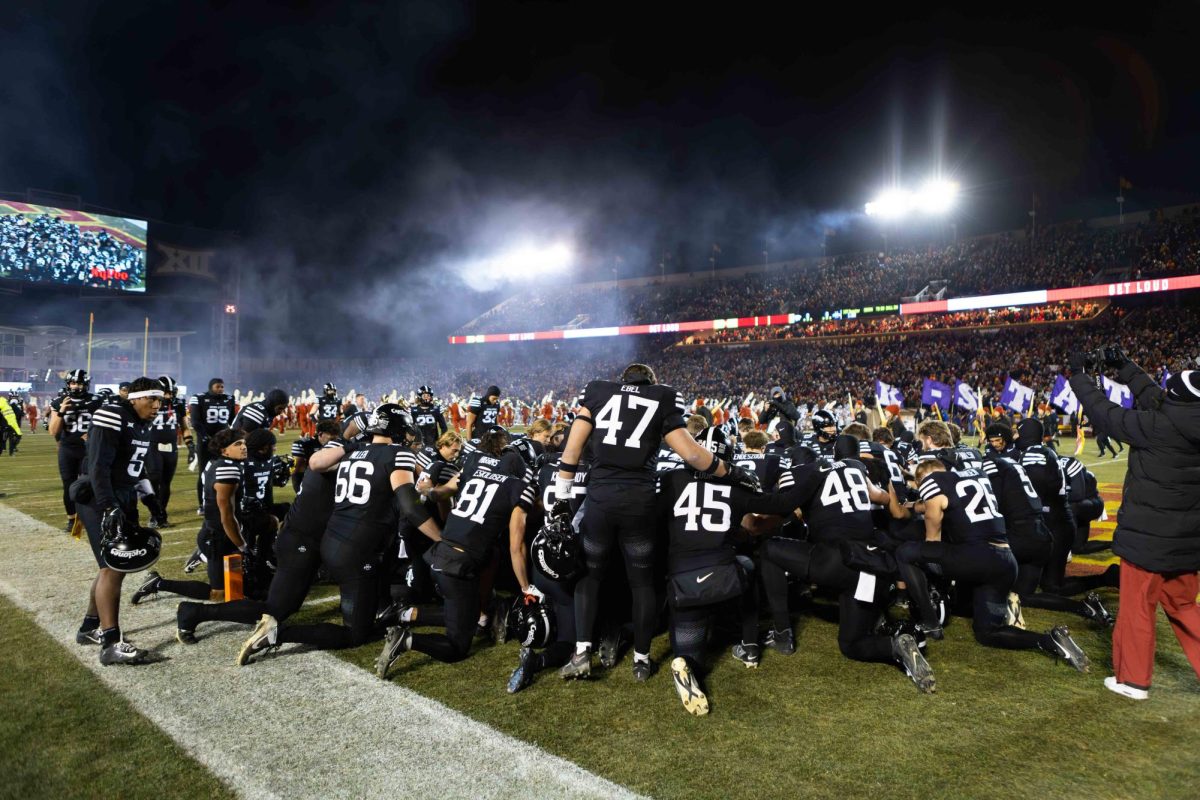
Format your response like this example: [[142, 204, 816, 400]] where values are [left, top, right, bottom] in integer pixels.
[[2, 431, 1198, 799]]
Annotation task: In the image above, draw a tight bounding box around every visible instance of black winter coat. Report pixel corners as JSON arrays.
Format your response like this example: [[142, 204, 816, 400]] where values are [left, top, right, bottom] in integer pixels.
[[1070, 363, 1200, 572]]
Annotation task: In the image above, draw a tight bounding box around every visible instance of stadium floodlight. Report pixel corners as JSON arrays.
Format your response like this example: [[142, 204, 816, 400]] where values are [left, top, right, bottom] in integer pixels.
[[915, 180, 959, 214], [483, 241, 574, 278], [864, 189, 914, 219], [865, 180, 959, 218]]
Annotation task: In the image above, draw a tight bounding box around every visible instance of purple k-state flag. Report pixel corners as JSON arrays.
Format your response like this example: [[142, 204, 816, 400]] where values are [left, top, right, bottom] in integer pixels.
[[921, 379, 953, 411], [1101, 376, 1134, 409], [1000, 374, 1034, 413]]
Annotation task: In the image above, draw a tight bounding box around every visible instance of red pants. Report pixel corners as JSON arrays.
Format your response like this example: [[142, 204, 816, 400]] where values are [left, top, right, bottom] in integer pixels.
[[1113, 559, 1200, 689]]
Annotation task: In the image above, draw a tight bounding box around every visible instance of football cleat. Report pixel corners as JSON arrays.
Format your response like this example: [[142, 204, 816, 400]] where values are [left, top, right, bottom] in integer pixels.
[[892, 633, 936, 694], [491, 597, 510, 645], [183, 548, 204, 573], [147, 518, 161, 530], [598, 623, 625, 669], [64, 516, 76, 533], [1104, 676, 1148, 700], [507, 647, 538, 694], [1048, 625, 1090, 672], [632, 658, 655, 682], [559, 649, 592, 680], [130, 571, 162, 605], [670, 657, 709, 716], [99, 640, 147, 666], [376, 625, 412, 680], [731, 641, 761, 669], [764, 627, 795, 655], [75, 628, 102, 646], [1082, 592, 1114, 627], [237, 614, 279, 666], [374, 600, 412, 629], [176, 602, 200, 645]]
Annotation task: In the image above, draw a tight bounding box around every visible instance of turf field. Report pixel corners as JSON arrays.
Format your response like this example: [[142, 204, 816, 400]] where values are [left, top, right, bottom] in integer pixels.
[[1, 430, 1198, 799]]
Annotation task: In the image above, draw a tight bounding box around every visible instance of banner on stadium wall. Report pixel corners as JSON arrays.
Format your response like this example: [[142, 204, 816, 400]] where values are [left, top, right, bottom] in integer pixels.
[[953, 381, 979, 412], [1000, 375, 1033, 413], [1101, 376, 1134, 409], [900, 274, 1200, 315], [875, 380, 903, 406], [921, 379, 952, 411], [448, 272, 1200, 344], [1051, 375, 1079, 415]]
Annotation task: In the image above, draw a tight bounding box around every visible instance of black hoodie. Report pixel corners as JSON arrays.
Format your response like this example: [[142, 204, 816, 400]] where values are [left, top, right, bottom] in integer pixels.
[[1071, 363, 1200, 572]]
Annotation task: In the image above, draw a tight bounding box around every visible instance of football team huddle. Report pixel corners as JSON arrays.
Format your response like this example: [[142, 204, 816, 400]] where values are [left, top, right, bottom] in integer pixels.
[[49, 361, 1114, 716]]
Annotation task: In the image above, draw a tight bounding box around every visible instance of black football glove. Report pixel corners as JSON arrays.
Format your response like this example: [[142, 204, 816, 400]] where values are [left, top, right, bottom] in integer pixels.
[[724, 462, 762, 494], [550, 499, 573, 522], [100, 507, 125, 543], [1104, 346, 1132, 370]]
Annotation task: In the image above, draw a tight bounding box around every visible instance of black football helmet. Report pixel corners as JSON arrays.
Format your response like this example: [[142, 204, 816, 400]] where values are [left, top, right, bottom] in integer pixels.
[[812, 409, 839, 441], [504, 437, 542, 469], [158, 375, 177, 396], [96, 387, 116, 402], [530, 516, 582, 584], [362, 403, 417, 442], [323, 382, 337, 396], [508, 599, 556, 649], [418, 384, 433, 400], [239, 495, 266, 516], [65, 369, 90, 397], [100, 514, 162, 573]]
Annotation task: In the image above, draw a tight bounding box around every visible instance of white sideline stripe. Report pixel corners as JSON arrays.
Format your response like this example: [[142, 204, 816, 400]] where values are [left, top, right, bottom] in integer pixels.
[[0, 504, 640, 800], [1081, 454, 1127, 468]]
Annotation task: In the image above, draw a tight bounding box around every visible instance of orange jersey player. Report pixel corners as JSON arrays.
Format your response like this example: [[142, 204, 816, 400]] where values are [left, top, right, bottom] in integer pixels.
[[541, 401, 554, 420], [26, 402, 38, 432]]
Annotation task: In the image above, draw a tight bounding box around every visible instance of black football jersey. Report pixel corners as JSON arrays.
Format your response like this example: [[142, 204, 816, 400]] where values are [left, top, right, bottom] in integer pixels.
[[467, 395, 500, 437], [412, 403, 447, 446], [776, 459, 876, 543], [285, 441, 343, 538], [731, 451, 784, 492], [342, 410, 372, 442], [150, 398, 187, 447], [86, 402, 153, 510], [578, 380, 687, 487], [328, 443, 416, 531], [202, 456, 244, 525], [232, 400, 273, 432], [242, 457, 275, 506], [1019, 445, 1067, 510], [1058, 456, 1087, 502], [981, 453, 1042, 530], [442, 452, 534, 562], [317, 396, 342, 421], [955, 444, 984, 472], [291, 436, 322, 461], [190, 392, 236, 439], [865, 441, 907, 499], [51, 392, 101, 449], [660, 469, 801, 572], [917, 468, 1006, 545], [656, 442, 686, 474]]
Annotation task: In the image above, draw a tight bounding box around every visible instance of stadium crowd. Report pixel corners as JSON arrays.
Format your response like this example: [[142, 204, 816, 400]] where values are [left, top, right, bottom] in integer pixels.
[[455, 213, 1200, 335], [0, 213, 145, 290]]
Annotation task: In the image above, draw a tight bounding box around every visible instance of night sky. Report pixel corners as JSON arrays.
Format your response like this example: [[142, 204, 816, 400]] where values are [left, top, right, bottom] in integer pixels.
[[3, 1, 1199, 352]]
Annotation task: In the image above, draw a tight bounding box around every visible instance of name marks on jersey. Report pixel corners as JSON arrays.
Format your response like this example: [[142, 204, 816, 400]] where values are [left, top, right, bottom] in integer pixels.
[[350, 450, 370, 460], [620, 384, 642, 393]]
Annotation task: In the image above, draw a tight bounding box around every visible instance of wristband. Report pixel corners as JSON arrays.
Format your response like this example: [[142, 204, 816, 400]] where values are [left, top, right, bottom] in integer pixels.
[[700, 455, 721, 475], [557, 461, 579, 475]]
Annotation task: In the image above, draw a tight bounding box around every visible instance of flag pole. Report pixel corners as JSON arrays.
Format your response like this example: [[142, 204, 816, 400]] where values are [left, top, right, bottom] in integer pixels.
[[142, 317, 150, 375], [86, 313, 94, 374]]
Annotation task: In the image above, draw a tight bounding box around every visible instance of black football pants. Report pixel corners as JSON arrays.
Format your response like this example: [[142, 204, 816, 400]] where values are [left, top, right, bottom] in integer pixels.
[[410, 570, 479, 663], [58, 444, 85, 517], [278, 528, 383, 650], [574, 498, 657, 654]]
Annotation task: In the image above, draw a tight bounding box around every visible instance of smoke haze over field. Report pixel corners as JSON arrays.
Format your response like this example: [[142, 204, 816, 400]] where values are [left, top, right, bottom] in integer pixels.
[[3, 1, 1200, 356]]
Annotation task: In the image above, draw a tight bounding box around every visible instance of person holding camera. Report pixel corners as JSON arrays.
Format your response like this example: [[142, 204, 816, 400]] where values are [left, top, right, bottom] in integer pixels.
[[73, 377, 162, 665], [1068, 347, 1200, 700]]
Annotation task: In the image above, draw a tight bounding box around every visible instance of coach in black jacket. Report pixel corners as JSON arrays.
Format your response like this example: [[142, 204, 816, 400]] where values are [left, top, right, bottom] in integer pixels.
[[1068, 349, 1200, 700]]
